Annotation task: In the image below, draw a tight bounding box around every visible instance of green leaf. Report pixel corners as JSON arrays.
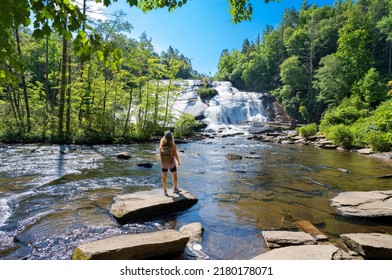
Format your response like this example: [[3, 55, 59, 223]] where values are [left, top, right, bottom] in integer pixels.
[[24, 18, 31, 27], [78, 30, 86, 38], [42, 24, 52, 36], [32, 29, 44, 39], [0, 70, 6, 79], [64, 31, 72, 41], [96, 50, 104, 61], [114, 48, 122, 60]]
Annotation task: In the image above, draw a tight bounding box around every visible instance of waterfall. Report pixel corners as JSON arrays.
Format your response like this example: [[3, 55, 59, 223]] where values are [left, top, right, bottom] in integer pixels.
[[173, 80, 270, 134]]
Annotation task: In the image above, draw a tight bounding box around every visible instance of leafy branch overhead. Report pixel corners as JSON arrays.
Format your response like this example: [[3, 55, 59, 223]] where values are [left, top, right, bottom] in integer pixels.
[[0, 0, 276, 63]]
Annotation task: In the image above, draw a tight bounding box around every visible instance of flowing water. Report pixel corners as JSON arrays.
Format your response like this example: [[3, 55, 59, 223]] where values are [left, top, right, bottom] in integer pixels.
[[1, 81, 392, 260], [1, 139, 392, 260]]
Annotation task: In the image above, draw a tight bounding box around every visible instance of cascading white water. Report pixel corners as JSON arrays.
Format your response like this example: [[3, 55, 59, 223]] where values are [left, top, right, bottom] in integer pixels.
[[174, 80, 269, 134]]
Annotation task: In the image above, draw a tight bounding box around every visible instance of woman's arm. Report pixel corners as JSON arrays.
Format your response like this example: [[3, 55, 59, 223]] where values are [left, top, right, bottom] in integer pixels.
[[172, 144, 181, 166]]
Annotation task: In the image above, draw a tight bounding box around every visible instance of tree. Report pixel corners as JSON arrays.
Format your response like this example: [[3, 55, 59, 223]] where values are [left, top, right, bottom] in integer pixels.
[[313, 54, 351, 109], [337, 2, 374, 81], [280, 56, 307, 92], [377, 0, 392, 74], [356, 67, 387, 107]]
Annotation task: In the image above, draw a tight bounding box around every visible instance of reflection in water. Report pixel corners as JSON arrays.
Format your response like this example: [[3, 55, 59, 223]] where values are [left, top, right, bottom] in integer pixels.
[[0, 138, 391, 259]]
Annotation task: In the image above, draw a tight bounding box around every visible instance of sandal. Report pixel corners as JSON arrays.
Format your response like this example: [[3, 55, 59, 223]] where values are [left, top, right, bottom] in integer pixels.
[[173, 188, 181, 193], [164, 190, 168, 195]]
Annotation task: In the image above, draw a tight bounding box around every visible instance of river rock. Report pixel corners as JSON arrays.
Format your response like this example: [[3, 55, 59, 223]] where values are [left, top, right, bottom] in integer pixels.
[[72, 229, 189, 260], [179, 222, 204, 243], [357, 148, 373, 155], [245, 154, 262, 159], [117, 152, 132, 159], [110, 189, 198, 224], [262, 231, 317, 248], [226, 153, 242, 160], [251, 244, 346, 260], [378, 174, 392, 179], [137, 162, 153, 168], [179, 222, 208, 260], [330, 190, 392, 217], [340, 233, 392, 259]]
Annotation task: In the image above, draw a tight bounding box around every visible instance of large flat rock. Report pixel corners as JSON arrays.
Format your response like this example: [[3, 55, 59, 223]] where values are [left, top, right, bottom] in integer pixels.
[[330, 190, 392, 217], [340, 233, 392, 259], [262, 231, 317, 248], [251, 245, 344, 260], [72, 229, 190, 260], [110, 189, 198, 224]]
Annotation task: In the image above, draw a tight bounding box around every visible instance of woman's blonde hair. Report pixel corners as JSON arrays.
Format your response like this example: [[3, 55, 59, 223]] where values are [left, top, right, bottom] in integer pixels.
[[161, 131, 174, 148]]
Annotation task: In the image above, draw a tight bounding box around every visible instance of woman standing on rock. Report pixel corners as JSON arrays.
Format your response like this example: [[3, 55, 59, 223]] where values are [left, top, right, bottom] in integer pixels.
[[160, 131, 181, 195]]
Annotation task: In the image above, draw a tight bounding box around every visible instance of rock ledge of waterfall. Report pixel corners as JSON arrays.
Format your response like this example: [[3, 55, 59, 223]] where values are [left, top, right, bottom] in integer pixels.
[[110, 189, 198, 224], [72, 229, 189, 260], [330, 190, 392, 217]]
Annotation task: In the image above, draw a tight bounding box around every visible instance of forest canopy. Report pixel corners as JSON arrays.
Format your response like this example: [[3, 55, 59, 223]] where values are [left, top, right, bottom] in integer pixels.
[[0, 0, 276, 144], [215, 0, 392, 151]]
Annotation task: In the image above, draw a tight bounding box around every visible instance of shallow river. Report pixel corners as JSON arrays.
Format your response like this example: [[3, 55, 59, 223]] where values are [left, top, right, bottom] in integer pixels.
[[1, 137, 392, 260]]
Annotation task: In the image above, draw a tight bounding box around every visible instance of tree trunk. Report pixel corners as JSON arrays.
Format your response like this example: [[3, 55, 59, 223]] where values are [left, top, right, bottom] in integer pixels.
[[163, 79, 172, 129], [66, 51, 72, 138], [15, 27, 31, 132], [44, 33, 50, 139], [153, 80, 160, 128], [58, 21, 68, 142], [123, 87, 133, 138], [137, 83, 143, 127], [8, 85, 22, 128], [11, 86, 24, 130], [389, 41, 391, 75], [142, 80, 150, 131]]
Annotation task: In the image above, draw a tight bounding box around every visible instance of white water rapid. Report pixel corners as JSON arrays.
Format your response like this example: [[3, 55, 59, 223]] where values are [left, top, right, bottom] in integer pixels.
[[173, 80, 270, 134]]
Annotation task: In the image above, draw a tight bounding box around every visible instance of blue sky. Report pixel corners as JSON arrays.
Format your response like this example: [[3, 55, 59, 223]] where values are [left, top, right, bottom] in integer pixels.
[[104, 0, 336, 75]]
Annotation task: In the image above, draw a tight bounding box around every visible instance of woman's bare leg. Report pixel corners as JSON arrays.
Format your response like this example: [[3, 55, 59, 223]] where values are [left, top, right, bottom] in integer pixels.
[[162, 172, 168, 193], [172, 171, 178, 190]]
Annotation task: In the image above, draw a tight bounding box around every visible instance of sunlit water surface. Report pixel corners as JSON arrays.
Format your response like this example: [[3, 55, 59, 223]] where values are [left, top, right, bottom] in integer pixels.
[[0, 137, 391, 260]]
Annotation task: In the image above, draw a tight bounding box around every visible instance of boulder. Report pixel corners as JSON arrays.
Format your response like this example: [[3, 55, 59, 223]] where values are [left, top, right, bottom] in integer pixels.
[[357, 148, 373, 155], [330, 190, 392, 217], [117, 152, 132, 159], [321, 144, 338, 149], [251, 244, 346, 260], [179, 222, 208, 260], [245, 154, 262, 159], [110, 189, 198, 224], [179, 222, 204, 243], [262, 231, 317, 248], [340, 233, 392, 259], [137, 163, 153, 168], [72, 229, 189, 260], [226, 153, 242, 160], [378, 174, 392, 179]]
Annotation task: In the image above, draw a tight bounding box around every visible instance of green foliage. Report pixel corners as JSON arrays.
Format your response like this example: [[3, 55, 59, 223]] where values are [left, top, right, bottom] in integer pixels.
[[368, 131, 392, 152], [280, 56, 307, 91], [337, 2, 374, 80], [297, 123, 318, 138], [0, 10, 196, 144], [355, 67, 387, 107], [319, 96, 369, 129], [324, 124, 354, 149], [174, 113, 199, 137], [322, 99, 392, 150], [196, 87, 218, 103], [313, 54, 351, 108]]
